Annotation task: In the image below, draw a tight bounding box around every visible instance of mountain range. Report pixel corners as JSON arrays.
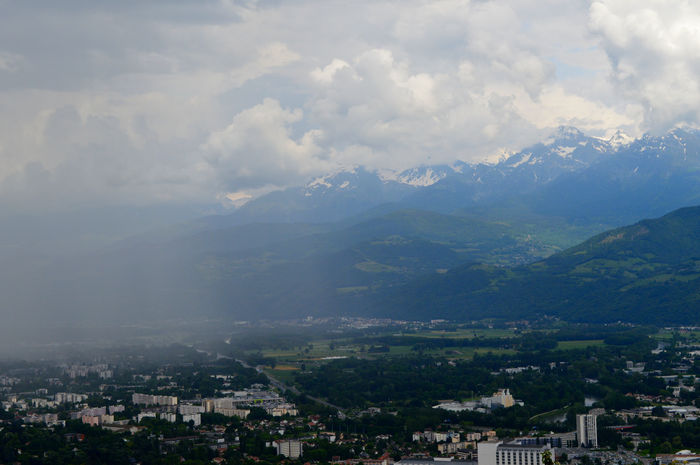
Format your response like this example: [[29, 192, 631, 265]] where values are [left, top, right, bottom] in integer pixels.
[[226, 126, 700, 226], [6, 126, 700, 326]]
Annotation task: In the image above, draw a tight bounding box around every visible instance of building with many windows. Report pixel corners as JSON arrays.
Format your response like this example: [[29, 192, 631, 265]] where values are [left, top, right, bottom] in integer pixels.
[[274, 439, 303, 459], [478, 440, 551, 465], [495, 443, 550, 465], [576, 414, 598, 448]]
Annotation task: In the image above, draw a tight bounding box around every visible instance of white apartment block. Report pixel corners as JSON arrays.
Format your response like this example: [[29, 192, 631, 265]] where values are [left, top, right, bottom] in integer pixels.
[[215, 407, 250, 418], [479, 441, 551, 465], [179, 404, 205, 415], [266, 405, 299, 417], [478, 440, 502, 465], [275, 439, 303, 459], [55, 392, 88, 404], [496, 444, 550, 465], [182, 413, 201, 426], [109, 405, 125, 414], [132, 393, 178, 406], [576, 414, 598, 448]]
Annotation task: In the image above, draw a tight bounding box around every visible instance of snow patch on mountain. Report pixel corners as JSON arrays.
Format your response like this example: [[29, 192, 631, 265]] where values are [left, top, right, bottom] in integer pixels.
[[507, 153, 532, 168], [396, 167, 447, 186], [604, 130, 634, 150], [307, 176, 333, 189], [304, 166, 361, 193], [555, 146, 576, 158]]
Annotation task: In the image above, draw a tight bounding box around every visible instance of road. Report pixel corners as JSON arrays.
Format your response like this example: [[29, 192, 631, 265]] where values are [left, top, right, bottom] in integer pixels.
[[235, 359, 346, 418]]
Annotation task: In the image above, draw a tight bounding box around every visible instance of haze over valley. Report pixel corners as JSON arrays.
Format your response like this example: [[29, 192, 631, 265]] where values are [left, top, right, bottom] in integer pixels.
[[2, 1, 700, 342], [5, 126, 700, 341]]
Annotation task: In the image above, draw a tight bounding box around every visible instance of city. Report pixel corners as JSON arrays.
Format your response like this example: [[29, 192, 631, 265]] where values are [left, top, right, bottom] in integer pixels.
[[1, 320, 699, 465]]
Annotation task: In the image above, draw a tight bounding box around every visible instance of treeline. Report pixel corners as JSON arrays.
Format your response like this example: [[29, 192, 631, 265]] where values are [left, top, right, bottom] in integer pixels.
[[0, 419, 215, 465], [348, 325, 656, 353]]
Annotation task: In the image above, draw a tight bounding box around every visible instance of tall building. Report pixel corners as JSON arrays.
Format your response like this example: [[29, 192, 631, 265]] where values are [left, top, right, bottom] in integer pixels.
[[478, 440, 502, 465], [576, 414, 598, 448]]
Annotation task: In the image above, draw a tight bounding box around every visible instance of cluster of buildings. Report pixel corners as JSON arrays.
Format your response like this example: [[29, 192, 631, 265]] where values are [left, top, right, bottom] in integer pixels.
[[433, 389, 522, 413], [23, 412, 63, 427], [476, 413, 599, 465], [4, 391, 91, 411], [655, 450, 700, 465], [410, 414, 600, 465], [128, 388, 299, 427], [0, 375, 19, 386], [8, 327, 700, 465], [1, 375, 300, 442], [200, 388, 298, 417], [62, 363, 113, 379], [413, 413, 600, 465], [413, 430, 497, 446]]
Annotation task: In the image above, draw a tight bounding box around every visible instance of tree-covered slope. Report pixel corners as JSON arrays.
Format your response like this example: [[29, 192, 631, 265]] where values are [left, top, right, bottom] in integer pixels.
[[383, 206, 700, 324], [11, 208, 596, 323]]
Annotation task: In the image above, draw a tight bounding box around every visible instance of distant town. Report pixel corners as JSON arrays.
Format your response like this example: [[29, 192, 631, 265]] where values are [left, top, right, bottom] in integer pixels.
[[1, 319, 700, 465]]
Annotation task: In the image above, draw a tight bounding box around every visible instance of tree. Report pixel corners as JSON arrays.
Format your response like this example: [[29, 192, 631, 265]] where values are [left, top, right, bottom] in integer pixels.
[[543, 449, 558, 465], [651, 406, 666, 417]]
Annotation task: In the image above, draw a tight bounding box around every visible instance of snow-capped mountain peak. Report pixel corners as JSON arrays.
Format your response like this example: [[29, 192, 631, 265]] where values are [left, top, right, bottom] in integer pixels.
[[304, 167, 360, 193], [227, 126, 700, 226], [605, 129, 634, 149], [542, 126, 586, 146], [396, 166, 449, 187]]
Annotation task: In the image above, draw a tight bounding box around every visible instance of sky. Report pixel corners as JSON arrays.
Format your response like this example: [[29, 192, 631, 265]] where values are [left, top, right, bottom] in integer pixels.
[[1, 0, 699, 212]]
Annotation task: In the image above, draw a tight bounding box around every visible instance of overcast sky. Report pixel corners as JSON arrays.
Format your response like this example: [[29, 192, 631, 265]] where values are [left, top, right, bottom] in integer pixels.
[[0, 0, 698, 212]]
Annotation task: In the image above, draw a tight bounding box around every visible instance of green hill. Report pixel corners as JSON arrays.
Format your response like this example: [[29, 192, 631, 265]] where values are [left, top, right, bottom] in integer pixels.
[[383, 206, 700, 324], [16, 208, 603, 323]]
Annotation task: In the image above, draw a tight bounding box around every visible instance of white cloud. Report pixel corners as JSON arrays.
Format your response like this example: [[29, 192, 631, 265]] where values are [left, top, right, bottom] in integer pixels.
[[590, 0, 700, 133], [230, 42, 301, 87], [203, 98, 331, 190], [310, 59, 351, 84], [0, 0, 673, 211]]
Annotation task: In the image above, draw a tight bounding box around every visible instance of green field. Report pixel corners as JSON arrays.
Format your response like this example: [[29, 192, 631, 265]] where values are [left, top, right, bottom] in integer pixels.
[[250, 330, 520, 367], [264, 367, 298, 384], [417, 328, 518, 339], [655, 328, 700, 342], [556, 339, 606, 350]]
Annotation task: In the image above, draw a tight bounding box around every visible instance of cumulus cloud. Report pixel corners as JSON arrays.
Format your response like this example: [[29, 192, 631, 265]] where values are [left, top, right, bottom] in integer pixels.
[[0, 0, 660, 211], [203, 98, 330, 190], [311, 59, 352, 85], [590, 0, 700, 133]]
